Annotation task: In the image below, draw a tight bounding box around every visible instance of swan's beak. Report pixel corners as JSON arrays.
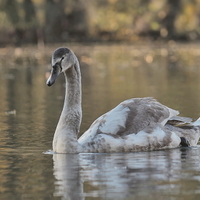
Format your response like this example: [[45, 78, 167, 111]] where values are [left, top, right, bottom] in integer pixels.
[[46, 64, 61, 86]]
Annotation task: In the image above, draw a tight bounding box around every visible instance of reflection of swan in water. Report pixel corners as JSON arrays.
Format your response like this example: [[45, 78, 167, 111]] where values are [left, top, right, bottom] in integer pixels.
[[53, 148, 200, 199], [46, 47, 200, 153], [53, 154, 84, 200]]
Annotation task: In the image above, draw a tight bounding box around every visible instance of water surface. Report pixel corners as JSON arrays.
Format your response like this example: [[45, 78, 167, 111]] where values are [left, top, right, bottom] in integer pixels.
[[0, 43, 200, 199]]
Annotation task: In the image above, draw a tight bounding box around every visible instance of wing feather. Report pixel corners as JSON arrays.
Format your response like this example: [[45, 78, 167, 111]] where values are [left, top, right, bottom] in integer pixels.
[[79, 97, 179, 144]]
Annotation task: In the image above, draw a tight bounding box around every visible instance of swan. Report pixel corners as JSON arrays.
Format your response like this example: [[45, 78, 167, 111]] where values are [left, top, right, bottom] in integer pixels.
[[46, 47, 200, 153]]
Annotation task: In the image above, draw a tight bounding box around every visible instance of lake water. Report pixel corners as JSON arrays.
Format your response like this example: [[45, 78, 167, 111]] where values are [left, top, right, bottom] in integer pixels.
[[1, 43, 200, 199]]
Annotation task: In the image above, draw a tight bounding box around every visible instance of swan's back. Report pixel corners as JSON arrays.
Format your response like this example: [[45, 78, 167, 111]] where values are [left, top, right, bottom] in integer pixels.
[[78, 97, 192, 152]]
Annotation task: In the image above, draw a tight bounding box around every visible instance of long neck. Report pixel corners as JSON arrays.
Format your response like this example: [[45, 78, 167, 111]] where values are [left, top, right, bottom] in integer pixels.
[[53, 60, 82, 153]]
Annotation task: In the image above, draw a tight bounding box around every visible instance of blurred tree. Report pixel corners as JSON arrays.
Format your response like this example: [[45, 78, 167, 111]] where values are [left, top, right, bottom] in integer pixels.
[[23, 0, 36, 23], [44, 0, 88, 43], [23, 0, 38, 43], [44, 0, 66, 43], [65, 0, 88, 40], [3, 0, 20, 25], [3, 0, 24, 45], [162, 0, 181, 39]]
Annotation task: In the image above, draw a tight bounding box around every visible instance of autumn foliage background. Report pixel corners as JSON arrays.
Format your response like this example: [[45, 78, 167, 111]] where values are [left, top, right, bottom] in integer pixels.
[[1, 0, 200, 46]]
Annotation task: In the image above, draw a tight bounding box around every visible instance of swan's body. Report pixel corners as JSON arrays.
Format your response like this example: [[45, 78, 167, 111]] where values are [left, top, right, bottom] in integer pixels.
[[46, 47, 200, 153]]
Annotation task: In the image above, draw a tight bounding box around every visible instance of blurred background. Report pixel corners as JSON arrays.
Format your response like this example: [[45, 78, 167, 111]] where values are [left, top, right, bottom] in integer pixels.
[[1, 1, 200, 199], [1, 0, 200, 46]]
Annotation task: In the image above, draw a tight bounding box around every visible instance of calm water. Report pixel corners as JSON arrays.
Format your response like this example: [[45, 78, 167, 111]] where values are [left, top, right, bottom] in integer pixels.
[[1, 43, 200, 199]]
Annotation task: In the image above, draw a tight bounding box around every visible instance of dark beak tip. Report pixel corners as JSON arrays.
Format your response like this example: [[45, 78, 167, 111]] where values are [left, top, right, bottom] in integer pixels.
[[46, 80, 54, 87]]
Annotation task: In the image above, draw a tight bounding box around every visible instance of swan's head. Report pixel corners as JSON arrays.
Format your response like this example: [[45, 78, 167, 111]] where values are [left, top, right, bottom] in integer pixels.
[[46, 47, 76, 86]]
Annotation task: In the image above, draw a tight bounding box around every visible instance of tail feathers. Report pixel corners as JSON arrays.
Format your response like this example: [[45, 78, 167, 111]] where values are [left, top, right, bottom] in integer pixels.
[[193, 117, 200, 126]]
